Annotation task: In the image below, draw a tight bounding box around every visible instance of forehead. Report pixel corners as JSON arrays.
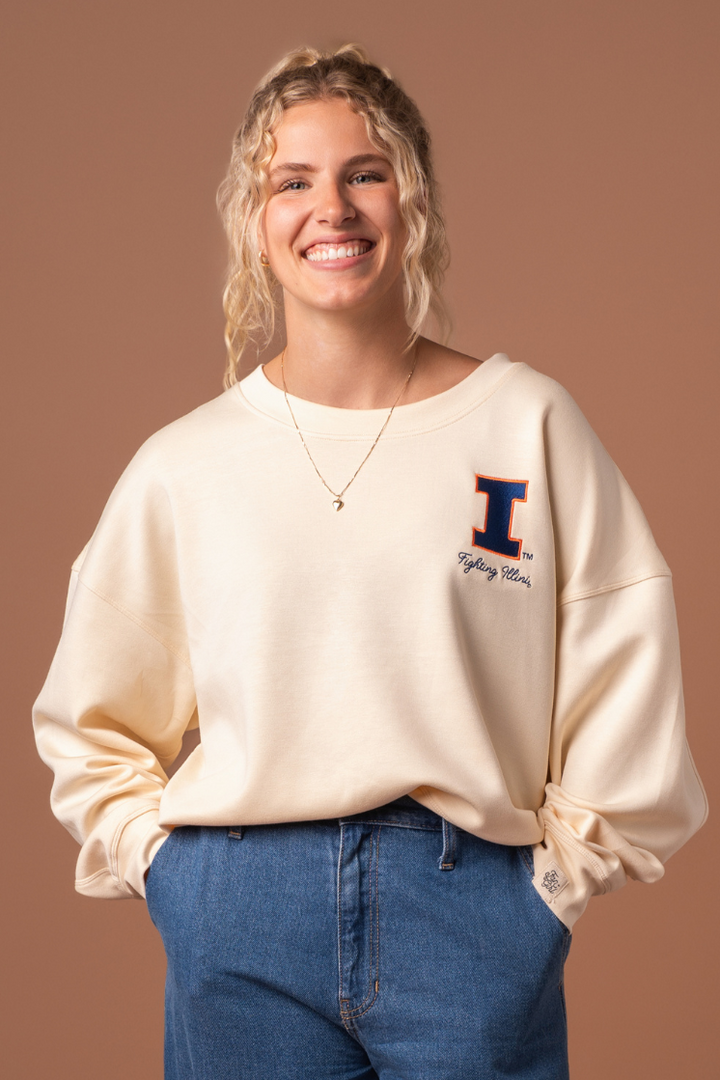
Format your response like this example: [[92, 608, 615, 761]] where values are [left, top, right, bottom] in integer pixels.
[[270, 98, 377, 157]]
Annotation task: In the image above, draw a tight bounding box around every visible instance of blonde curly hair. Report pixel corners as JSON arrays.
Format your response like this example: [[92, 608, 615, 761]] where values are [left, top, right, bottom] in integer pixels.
[[216, 43, 452, 387]]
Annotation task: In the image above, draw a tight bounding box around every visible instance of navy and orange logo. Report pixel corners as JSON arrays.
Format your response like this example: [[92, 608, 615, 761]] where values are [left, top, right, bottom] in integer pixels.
[[472, 474, 528, 561]]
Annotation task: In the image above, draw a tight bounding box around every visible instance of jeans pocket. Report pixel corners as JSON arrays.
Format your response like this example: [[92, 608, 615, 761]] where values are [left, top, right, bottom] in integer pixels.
[[145, 827, 181, 924]]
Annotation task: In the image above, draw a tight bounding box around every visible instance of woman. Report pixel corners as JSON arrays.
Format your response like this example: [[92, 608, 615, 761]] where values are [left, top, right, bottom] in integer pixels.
[[33, 44, 707, 1079]]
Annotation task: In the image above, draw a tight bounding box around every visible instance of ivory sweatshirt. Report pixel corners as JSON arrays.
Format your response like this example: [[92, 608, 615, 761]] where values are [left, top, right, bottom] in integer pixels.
[[32, 353, 708, 929]]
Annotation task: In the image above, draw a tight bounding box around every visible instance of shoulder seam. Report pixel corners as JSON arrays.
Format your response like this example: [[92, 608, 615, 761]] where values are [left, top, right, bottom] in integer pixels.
[[77, 580, 192, 670], [558, 570, 672, 607]]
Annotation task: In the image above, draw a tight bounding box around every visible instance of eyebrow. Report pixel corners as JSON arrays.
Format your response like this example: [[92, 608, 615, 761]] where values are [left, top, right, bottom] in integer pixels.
[[269, 153, 390, 179]]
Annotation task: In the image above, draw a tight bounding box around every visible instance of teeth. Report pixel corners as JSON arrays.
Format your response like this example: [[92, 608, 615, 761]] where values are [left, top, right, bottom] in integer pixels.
[[305, 242, 371, 262]]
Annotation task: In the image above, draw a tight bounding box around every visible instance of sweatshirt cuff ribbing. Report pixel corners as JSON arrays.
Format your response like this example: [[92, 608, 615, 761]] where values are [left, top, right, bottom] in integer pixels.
[[74, 803, 172, 900]]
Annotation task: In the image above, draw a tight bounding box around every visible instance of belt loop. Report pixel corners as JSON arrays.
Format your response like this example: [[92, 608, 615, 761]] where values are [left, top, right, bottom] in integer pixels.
[[228, 826, 244, 840], [438, 818, 456, 871]]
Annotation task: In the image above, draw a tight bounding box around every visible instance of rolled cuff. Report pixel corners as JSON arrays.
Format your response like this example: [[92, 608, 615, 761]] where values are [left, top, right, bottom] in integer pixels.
[[530, 807, 665, 931], [74, 803, 172, 900]]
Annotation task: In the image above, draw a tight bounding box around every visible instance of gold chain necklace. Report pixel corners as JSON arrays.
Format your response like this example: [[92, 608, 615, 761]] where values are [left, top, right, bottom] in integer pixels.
[[280, 346, 418, 511]]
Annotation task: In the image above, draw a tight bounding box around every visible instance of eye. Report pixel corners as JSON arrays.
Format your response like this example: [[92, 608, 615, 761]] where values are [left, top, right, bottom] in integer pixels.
[[350, 171, 384, 185], [276, 170, 385, 193], [277, 178, 308, 193]]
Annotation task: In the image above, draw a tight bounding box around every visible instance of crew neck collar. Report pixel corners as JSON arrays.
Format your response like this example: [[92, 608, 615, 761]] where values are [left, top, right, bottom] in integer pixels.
[[234, 353, 516, 438]]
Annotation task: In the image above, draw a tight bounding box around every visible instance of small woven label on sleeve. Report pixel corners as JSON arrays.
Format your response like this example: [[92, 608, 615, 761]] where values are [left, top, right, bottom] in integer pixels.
[[536, 861, 569, 901]]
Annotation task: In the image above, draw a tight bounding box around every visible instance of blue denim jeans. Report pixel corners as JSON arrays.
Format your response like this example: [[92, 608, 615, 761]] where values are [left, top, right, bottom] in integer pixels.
[[146, 796, 571, 1079]]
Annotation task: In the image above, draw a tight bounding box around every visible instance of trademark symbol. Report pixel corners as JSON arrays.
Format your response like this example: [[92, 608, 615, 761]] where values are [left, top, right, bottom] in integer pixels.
[[522, 551, 533, 560]]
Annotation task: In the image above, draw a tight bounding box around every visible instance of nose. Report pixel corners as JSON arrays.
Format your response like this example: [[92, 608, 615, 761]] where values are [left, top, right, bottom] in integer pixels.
[[315, 178, 356, 226]]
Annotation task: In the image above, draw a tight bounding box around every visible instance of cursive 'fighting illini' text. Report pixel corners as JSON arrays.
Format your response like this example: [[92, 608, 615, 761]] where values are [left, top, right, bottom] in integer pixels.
[[457, 552, 532, 588]]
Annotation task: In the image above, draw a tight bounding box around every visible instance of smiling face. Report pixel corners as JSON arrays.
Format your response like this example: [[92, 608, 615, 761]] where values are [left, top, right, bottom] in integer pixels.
[[259, 98, 408, 320]]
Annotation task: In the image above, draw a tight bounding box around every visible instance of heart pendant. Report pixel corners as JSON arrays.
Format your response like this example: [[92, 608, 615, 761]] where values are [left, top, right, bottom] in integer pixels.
[[332, 498, 344, 511]]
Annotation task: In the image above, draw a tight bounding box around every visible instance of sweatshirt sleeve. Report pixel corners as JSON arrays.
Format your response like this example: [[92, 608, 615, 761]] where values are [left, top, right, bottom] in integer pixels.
[[32, 444, 197, 899], [530, 380, 708, 929]]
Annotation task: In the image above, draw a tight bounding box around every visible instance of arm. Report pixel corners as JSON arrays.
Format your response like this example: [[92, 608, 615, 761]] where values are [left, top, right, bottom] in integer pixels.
[[529, 377, 707, 929], [533, 574, 707, 929], [32, 444, 197, 898]]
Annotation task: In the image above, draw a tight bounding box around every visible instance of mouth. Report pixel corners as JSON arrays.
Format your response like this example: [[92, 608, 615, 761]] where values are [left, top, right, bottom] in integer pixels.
[[302, 239, 375, 263]]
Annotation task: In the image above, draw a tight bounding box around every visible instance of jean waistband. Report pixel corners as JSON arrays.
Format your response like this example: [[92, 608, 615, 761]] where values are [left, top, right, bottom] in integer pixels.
[[338, 794, 444, 832]]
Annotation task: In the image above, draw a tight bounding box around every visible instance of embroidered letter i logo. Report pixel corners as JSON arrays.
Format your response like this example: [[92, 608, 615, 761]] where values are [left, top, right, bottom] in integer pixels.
[[473, 475, 528, 560]]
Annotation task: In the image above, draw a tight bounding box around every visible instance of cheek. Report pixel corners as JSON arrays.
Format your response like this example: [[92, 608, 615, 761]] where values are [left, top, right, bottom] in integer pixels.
[[379, 200, 407, 254], [263, 203, 300, 251]]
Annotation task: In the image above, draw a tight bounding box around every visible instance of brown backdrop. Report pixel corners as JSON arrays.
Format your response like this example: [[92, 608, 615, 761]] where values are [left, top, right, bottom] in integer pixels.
[[2, 1, 718, 1076]]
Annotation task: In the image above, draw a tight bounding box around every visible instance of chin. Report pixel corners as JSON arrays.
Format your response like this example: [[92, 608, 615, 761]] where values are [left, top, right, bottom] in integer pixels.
[[300, 287, 379, 313]]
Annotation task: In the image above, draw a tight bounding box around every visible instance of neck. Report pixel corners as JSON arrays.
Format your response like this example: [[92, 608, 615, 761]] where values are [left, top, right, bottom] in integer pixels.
[[265, 289, 419, 409]]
